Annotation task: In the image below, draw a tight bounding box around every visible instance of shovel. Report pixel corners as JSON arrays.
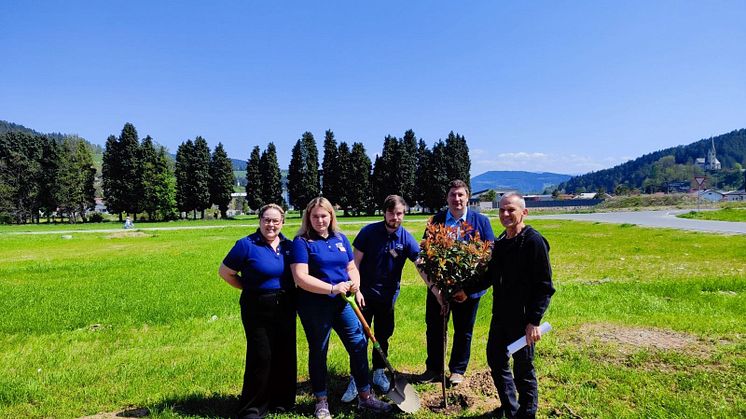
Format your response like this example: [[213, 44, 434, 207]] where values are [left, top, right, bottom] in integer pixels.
[[342, 293, 421, 413]]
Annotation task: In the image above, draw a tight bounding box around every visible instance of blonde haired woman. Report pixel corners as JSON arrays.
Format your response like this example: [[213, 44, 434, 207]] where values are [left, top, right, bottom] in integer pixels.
[[290, 197, 391, 418]]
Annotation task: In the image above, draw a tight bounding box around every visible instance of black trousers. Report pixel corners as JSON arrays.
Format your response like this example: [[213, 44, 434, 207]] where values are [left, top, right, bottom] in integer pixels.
[[424, 290, 481, 374], [237, 290, 297, 419], [360, 298, 395, 370], [486, 318, 537, 419]]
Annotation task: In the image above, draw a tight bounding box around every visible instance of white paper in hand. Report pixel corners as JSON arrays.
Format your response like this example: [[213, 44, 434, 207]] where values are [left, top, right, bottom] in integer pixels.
[[507, 322, 552, 355]]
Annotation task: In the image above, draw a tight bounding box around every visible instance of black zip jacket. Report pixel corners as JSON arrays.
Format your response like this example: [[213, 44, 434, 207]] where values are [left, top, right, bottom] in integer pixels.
[[466, 225, 555, 326]]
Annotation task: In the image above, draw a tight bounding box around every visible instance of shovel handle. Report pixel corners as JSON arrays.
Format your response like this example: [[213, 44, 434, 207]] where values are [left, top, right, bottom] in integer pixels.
[[342, 293, 397, 374], [342, 293, 377, 345]]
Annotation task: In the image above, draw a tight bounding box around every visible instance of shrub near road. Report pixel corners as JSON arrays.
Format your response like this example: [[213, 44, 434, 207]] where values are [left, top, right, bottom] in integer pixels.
[[0, 220, 744, 417]]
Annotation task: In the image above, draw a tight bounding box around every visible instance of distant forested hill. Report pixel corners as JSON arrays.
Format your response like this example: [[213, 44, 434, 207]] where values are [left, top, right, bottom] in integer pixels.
[[560, 129, 746, 193], [471, 171, 571, 193], [0, 120, 66, 140], [1, 120, 103, 163]]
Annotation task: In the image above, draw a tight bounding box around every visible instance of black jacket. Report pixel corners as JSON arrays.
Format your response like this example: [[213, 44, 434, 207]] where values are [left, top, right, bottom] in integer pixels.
[[467, 225, 554, 326]]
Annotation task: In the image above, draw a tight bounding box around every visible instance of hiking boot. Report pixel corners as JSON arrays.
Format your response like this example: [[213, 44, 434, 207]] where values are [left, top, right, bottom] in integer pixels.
[[358, 392, 393, 413], [449, 372, 465, 385], [340, 376, 358, 403], [414, 369, 442, 383], [314, 398, 332, 419], [372, 368, 390, 393]]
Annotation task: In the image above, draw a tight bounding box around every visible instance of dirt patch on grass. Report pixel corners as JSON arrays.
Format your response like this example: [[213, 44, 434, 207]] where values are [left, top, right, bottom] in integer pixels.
[[105, 231, 151, 239], [576, 323, 700, 352], [418, 370, 500, 415], [79, 407, 149, 418]]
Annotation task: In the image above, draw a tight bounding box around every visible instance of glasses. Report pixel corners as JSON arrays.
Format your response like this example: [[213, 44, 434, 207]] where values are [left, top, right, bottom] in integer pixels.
[[261, 218, 282, 225]]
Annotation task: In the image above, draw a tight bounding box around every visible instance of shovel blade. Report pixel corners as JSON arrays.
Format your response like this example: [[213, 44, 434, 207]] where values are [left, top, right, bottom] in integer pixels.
[[386, 375, 420, 413]]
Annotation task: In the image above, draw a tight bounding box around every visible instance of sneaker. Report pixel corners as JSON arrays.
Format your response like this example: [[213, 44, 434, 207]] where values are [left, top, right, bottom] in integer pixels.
[[314, 398, 332, 419], [372, 368, 390, 393], [340, 376, 358, 403], [358, 392, 393, 413], [414, 369, 442, 383], [449, 372, 465, 385]]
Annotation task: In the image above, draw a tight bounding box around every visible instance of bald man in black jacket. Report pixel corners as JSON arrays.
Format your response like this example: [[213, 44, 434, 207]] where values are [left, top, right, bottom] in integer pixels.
[[462, 192, 554, 419]]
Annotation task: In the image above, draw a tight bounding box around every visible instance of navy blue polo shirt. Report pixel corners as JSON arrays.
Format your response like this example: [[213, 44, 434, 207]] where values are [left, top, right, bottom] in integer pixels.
[[353, 222, 420, 305], [291, 233, 354, 289], [222, 230, 293, 291]]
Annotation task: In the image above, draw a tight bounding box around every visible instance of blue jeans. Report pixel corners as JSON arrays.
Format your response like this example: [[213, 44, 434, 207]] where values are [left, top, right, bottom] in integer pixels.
[[425, 290, 480, 374], [297, 291, 371, 398], [486, 318, 538, 419]]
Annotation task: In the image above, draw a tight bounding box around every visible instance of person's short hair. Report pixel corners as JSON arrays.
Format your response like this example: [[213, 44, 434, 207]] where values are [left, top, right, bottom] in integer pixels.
[[383, 195, 407, 212], [447, 179, 470, 196], [500, 192, 526, 209], [258, 203, 285, 221], [297, 197, 338, 238]]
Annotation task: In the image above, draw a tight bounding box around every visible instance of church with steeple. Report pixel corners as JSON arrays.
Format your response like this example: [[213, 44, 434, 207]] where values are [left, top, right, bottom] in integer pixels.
[[695, 138, 721, 171]]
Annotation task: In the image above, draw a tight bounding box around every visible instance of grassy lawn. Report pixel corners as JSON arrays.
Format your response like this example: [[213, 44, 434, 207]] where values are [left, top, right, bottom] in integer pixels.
[[677, 207, 746, 222], [0, 219, 744, 418]]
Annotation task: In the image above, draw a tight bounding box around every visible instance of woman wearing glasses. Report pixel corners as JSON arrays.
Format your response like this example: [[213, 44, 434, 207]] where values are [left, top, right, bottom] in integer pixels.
[[290, 197, 392, 418], [218, 203, 296, 419]]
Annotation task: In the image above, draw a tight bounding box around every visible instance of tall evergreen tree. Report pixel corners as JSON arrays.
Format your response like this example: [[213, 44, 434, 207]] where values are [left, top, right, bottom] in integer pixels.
[[139, 136, 159, 220], [444, 131, 471, 189], [413, 139, 429, 209], [376, 135, 399, 204], [399, 130, 418, 208], [0, 132, 42, 223], [303, 131, 321, 199], [336, 142, 351, 214], [209, 142, 235, 219], [347, 142, 371, 216], [287, 139, 308, 209], [38, 137, 62, 222], [287, 132, 320, 210], [175, 140, 194, 217], [192, 136, 212, 219], [118, 123, 142, 217], [260, 142, 285, 208], [57, 137, 96, 223], [140, 136, 177, 221], [245, 146, 263, 211], [102, 134, 126, 219], [321, 130, 341, 206], [423, 140, 450, 212], [370, 155, 384, 215]]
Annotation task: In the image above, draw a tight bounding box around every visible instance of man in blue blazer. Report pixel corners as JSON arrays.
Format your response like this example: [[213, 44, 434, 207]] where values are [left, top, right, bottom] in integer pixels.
[[416, 179, 495, 386]]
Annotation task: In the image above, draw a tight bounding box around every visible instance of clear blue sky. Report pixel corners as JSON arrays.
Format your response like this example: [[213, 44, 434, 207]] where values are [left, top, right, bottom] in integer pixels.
[[2, 1, 745, 175]]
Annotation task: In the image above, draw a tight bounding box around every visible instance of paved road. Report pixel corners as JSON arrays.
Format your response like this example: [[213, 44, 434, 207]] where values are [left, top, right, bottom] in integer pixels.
[[532, 210, 746, 234]]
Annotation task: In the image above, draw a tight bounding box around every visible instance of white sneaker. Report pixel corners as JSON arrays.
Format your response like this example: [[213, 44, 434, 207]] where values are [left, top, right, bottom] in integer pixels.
[[314, 398, 332, 419], [340, 376, 358, 403], [372, 368, 390, 393]]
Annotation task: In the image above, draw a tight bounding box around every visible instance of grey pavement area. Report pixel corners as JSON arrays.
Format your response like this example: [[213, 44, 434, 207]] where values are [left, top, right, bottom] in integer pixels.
[[532, 209, 746, 235]]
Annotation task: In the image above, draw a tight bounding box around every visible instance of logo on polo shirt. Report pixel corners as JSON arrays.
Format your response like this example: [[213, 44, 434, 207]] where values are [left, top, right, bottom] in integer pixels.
[[336, 242, 347, 252]]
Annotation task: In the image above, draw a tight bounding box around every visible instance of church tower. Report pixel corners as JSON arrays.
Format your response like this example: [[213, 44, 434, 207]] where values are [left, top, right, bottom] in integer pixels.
[[705, 138, 721, 171]]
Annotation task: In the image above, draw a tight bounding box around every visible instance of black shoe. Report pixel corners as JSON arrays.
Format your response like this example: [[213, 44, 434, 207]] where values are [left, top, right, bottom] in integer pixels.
[[414, 369, 443, 383]]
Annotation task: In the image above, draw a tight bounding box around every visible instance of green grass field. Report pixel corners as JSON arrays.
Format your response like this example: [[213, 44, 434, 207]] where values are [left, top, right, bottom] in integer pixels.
[[1, 217, 744, 418], [678, 207, 746, 222]]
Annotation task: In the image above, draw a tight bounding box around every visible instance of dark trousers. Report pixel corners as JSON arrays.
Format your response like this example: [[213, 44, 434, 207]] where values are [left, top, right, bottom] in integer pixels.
[[237, 291, 297, 419], [424, 290, 481, 374], [360, 298, 395, 370], [486, 318, 537, 419]]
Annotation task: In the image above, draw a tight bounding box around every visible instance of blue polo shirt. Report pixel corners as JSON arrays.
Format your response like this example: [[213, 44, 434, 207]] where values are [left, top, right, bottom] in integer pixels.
[[353, 222, 420, 305], [222, 230, 293, 291], [291, 233, 354, 289]]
